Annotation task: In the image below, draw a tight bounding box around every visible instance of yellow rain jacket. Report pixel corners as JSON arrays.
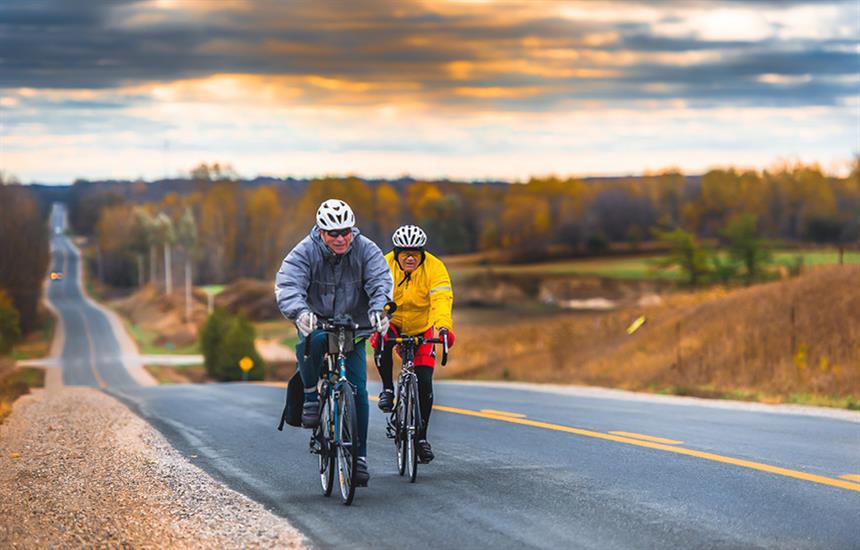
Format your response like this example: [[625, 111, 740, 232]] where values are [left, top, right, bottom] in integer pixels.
[[385, 250, 454, 336]]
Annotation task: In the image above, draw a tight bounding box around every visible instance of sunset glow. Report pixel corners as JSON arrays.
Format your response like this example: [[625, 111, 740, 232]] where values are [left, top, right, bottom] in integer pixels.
[[1, 0, 857, 182]]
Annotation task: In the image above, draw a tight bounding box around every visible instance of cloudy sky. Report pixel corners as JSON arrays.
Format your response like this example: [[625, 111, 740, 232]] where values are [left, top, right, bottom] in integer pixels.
[[1, 0, 858, 183]]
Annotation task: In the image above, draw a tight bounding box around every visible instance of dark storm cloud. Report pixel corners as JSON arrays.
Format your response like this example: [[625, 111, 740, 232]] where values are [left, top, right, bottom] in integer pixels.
[[1, 0, 857, 109]]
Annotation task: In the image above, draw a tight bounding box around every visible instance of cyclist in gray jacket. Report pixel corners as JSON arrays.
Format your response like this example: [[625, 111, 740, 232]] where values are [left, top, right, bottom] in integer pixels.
[[275, 199, 392, 486]]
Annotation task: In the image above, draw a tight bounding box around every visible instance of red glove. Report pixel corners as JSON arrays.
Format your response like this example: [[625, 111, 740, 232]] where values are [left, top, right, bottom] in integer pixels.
[[370, 326, 397, 349], [439, 328, 455, 348]]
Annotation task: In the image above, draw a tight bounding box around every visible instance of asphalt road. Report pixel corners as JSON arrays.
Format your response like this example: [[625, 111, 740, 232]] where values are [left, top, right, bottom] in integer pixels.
[[46, 205, 860, 549]]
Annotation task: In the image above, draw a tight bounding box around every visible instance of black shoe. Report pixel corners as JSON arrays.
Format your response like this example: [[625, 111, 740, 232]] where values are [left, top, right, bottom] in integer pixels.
[[377, 389, 394, 412], [417, 440, 434, 463], [355, 457, 370, 487], [301, 400, 320, 429]]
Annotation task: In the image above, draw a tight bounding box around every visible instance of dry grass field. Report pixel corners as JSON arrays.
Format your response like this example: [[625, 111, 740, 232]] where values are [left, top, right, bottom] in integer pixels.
[[442, 265, 860, 408], [95, 261, 859, 408]]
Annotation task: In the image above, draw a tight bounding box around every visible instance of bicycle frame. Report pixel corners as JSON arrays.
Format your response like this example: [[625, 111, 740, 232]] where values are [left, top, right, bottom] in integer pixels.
[[323, 332, 351, 449], [308, 315, 375, 504], [383, 334, 447, 482]]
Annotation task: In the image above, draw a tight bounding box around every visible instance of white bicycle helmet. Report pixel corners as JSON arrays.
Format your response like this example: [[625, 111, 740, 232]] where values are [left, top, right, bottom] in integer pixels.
[[392, 225, 427, 248], [316, 199, 355, 230]]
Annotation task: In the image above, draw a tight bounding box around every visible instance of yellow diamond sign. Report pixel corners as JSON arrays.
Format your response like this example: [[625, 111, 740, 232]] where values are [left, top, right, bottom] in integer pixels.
[[239, 356, 254, 372]]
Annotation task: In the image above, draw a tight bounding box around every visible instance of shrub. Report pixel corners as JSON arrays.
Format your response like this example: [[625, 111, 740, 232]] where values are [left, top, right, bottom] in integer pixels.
[[0, 289, 21, 355], [199, 307, 264, 381]]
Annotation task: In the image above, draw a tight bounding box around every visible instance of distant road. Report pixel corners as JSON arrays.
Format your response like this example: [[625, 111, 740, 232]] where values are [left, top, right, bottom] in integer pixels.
[[46, 204, 860, 549]]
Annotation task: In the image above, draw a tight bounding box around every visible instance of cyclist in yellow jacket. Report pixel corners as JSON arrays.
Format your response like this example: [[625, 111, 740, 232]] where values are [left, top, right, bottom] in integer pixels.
[[371, 224, 455, 463]]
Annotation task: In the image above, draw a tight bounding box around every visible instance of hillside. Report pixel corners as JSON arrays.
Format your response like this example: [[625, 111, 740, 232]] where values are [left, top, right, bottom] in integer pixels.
[[444, 265, 860, 407]]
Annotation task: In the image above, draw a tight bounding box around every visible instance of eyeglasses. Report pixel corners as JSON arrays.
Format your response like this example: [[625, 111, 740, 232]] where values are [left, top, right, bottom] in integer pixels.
[[398, 250, 422, 259], [326, 228, 352, 238]]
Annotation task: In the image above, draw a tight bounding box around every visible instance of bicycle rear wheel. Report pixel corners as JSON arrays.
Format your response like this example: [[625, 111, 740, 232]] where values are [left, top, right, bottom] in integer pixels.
[[336, 384, 358, 505], [318, 396, 335, 496], [405, 377, 420, 483]]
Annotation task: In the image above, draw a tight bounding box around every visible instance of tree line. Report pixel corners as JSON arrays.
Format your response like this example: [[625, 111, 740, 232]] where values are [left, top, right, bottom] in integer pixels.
[[0, 174, 50, 350], [62, 159, 859, 290]]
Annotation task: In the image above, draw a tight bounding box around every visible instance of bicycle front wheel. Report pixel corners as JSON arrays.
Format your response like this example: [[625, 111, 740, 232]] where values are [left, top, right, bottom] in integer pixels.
[[405, 377, 420, 483], [336, 384, 359, 505], [395, 382, 407, 476]]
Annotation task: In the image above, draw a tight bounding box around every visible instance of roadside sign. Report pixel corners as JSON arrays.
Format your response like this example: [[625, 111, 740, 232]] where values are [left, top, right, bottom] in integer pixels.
[[239, 356, 254, 372], [626, 316, 646, 335]]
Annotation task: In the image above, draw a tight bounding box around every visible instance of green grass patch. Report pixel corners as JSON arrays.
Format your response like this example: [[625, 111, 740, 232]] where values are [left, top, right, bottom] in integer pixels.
[[772, 250, 860, 267], [124, 320, 200, 355], [653, 385, 860, 410], [253, 320, 297, 348], [451, 247, 857, 282], [785, 393, 860, 411], [11, 311, 56, 361], [451, 255, 675, 281]]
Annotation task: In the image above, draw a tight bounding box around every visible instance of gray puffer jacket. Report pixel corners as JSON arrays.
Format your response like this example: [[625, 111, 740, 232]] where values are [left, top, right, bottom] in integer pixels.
[[275, 226, 393, 336]]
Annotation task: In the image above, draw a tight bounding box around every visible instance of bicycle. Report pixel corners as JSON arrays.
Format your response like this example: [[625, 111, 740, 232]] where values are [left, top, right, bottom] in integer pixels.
[[305, 315, 376, 505], [382, 331, 448, 483]]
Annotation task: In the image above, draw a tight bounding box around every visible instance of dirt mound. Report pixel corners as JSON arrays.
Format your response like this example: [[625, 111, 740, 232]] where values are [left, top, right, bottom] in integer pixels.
[[445, 266, 860, 404], [456, 271, 664, 309], [110, 285, 210, 348], [216, 278, 281, 321]]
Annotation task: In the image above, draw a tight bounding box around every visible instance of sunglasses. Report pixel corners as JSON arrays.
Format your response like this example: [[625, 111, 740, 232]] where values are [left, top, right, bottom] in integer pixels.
[[326, 228, 352, 238], [398, 250, 422, 259]]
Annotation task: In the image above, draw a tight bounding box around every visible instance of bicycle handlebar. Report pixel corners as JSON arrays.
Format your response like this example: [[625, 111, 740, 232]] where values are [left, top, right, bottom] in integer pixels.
[[302, 319, 381, 362], [386, 335, 449, 366]]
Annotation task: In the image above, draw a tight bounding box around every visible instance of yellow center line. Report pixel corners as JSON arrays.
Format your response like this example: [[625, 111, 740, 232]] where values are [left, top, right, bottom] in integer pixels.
[[79, 308, 107, 390], [431, 404, 860, 493], [480, 409, 527, 418], [266, 385, 859, 493], [609, 431, 683, 445]]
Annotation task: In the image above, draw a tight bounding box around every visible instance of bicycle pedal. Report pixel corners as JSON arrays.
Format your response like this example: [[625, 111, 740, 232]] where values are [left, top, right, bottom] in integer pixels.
[[309, 434, 322, 453]]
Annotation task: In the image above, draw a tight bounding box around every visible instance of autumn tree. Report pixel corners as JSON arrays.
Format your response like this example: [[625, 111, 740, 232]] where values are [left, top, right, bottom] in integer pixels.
[[405, 182, 444, 224], [721, 214, 772, 286], [653, 228, 710, 286], [0, 289, 21, 354], [244, 186, 284, 278], [154, 212, 176, 293], [500, 191, 551, 261], [128, 207, 152, 286], [418, 194, 470, 254], [199, 182, 240, 282], [590, 186, 657, 243], [373, 183, 402, 243], [176, 207, 198, 321], [96, 204, 140, 286], [0, 183, 50, 332]]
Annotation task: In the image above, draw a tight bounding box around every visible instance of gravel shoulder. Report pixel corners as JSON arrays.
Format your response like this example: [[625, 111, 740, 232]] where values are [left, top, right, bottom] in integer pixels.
[[0, 387, 307, 549]]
